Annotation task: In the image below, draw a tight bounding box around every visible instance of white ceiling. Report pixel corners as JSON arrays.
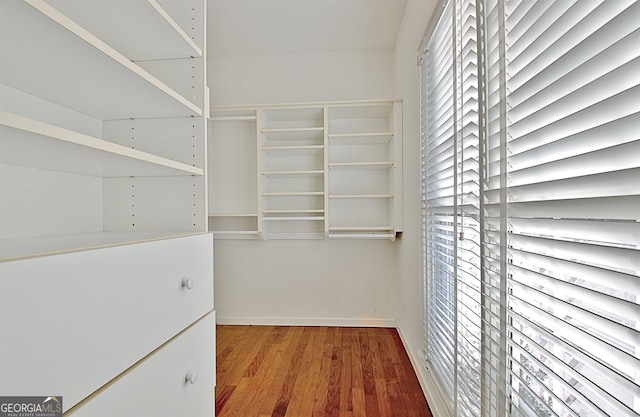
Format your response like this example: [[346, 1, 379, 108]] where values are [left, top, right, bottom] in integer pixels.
[[207, 0, 408, 58]]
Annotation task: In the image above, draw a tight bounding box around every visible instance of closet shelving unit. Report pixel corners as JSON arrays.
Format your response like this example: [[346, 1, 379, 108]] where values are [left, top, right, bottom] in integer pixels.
[[258, 107, 326, 239], [1, 1, 214, 415], [208, 100, 402, 240], [327, 103, 403, 239], [209, 110, 259, 239], [0, 0, 209, 260]]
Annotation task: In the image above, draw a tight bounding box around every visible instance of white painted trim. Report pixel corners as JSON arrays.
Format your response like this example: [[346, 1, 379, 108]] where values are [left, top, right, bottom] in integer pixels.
[[396, 323, 454, 417], [210, 98, 403, 113], [215, 316, 396, 328]]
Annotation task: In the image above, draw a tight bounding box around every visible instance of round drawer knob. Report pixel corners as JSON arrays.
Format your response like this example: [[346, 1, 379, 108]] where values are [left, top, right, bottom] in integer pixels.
[[185, 371, 198, 384], [182, 277, 194, 290]]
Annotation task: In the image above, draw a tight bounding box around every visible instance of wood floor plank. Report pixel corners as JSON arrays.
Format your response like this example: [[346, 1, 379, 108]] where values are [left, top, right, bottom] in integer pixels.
[[311, 332, 333, 416], [216, 325, 432, 417], [242, 333, 285, 416], [324, 328, 342, 417], [249, 332, 290, 416], [338, 328, 353, 415], [272, 327, 310, 417]]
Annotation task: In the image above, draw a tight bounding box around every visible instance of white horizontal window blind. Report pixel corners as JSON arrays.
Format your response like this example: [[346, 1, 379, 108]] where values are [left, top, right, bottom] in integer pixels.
[[420, 1, 640, 416], [455, 0, 483, 416], [423, 0, 457, 407], [422, 0, 484, 416], [505, 1, 640, 416]]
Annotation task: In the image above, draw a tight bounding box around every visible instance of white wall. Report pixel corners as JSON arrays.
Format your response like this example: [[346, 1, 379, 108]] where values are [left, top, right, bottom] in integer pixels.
[[393, 0, 437, 348], [209, 49, 395, 106], [208, 49, 399, 325], [214, 239, 397, 326], [393, 0, 449, 415]]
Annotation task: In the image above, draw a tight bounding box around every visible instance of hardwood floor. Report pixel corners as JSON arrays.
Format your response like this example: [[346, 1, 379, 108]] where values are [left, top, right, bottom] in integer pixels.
[[215, 325, 432, 417]]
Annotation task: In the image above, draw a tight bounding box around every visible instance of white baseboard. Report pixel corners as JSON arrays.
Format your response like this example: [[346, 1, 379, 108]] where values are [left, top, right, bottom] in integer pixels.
[[396, 323, 453, 417], [216, 315, 396, 328]]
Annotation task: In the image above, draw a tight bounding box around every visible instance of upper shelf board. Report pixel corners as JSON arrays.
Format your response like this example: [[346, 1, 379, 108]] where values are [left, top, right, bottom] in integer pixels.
[[262, 170, 324, 177], [0, 111, 203, 177], [261, 145, 324, 156], [261, 127, 325, 141], [46, 0, 202, 61], [328, 132, 393, 144], [328, 162, 393, 170], [0, 0, 202, 120]]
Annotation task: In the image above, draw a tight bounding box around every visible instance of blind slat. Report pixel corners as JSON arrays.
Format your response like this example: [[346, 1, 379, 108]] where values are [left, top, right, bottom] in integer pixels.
[[509, 195, 640, 221], [509, 30, 640, 118], [507, 167, 640, 201], [510, 279, 640, 350], [509, 217, 639, 249], [509, 235, 639, 275], [509, 84, 640, 143], [508, 113, 640, 167], [508, 305, 640, 404]]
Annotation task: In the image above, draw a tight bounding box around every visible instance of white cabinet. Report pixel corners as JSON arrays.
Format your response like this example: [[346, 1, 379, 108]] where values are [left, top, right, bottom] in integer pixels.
[[0, 1, 214, 415], [65, 312, 216, 417], [208, 100, 402, 240], [0, 0, 209, 258], [0, 234, 214, 412]]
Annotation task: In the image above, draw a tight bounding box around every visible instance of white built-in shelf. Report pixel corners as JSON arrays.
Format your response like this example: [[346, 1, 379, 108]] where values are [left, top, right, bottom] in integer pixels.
[[0, 231, 205, 263], [261, 127, 324, 141], [262, 208, 325, 221], [209, 101, 402, 239], [263, 217, 325, 221], [211, 231, 260, 238], [262, 170, 325, 177], [329, 226, 394, 232], [328, 132, 393, 144], [46, 0, 202, 61], [328, 162, 393, 170], [261, 145, 324, 155], [328, 226, 395, 241], [329, 194, 394, 199], [208, 213, 258, 217], [263, 210, 324, 214], [258, 108, 326, 239], [211, 116, 257, 122], [262, 192, 324, 196], [211, 230, 259, 235], [0, 0, 201, 120], [208, 214, 258, 239], [328, 232, 395, 239], [0, 112, 203, 177]]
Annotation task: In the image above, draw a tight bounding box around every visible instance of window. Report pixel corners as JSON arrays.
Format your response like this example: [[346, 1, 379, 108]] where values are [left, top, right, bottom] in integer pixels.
[[420, 1, 640, 417]]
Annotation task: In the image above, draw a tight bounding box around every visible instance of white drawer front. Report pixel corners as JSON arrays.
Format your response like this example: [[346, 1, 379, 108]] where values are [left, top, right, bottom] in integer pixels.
[[67, 311, 216, 417], [0, 233, 214, 410]]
